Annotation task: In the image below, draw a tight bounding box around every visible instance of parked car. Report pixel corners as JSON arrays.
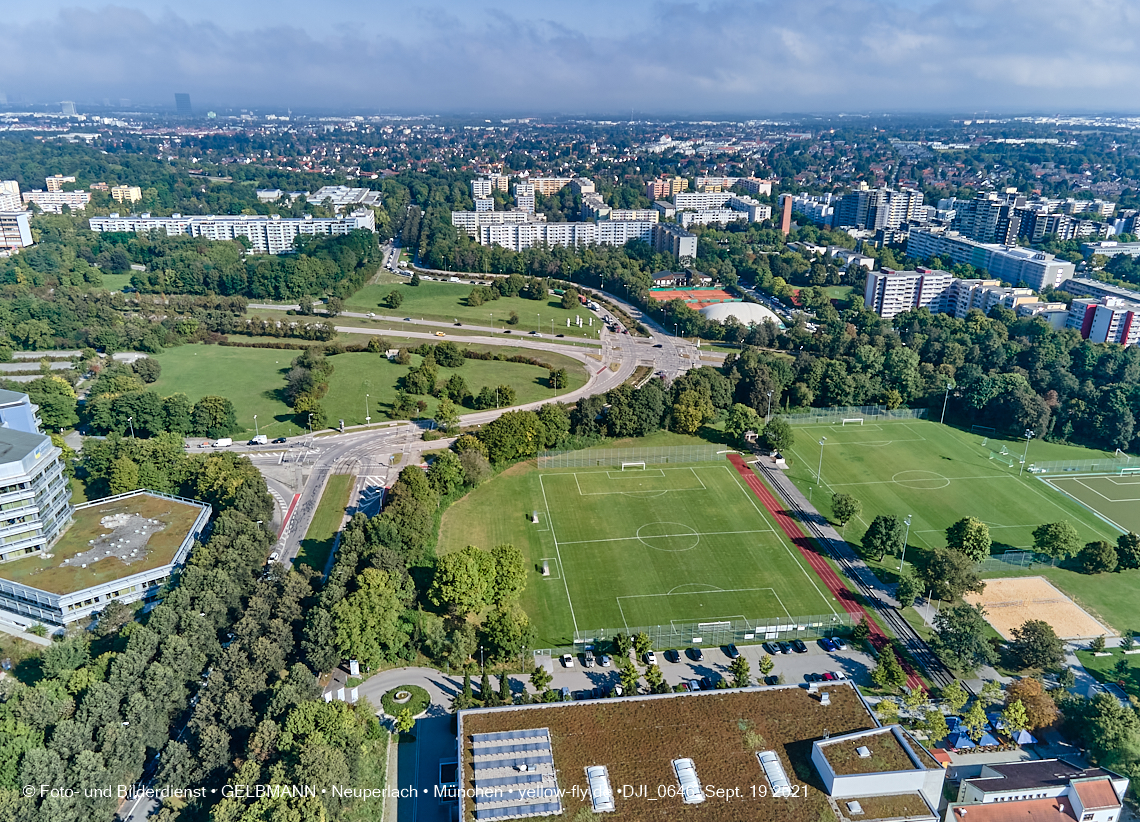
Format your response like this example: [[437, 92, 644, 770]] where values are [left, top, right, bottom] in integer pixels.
[[678, 682, 691, 692], [583, 651, 595, 667], [700, 676, 714, 691], [561, 654, 574, 668], [574, 689, 592, 701], [689, 679, 702, 692], [688, 647, 704, 662], [777, 642, 792, 655], [725, 644, 740, 659], [561, 687, 571, 702], [599, 654, 611, 667], [791, 640, 808, 654], [664, 650, 681, 663], [592, 686, 607, 699], [821, 672, 836, 681], [832, 637, 848, 650], [645, 651, 658, 666], [805, 672, 822, 682], [764, 675, 779, 686], [763, 642, 780, 655], [819, 638, 837, 652], [830, 671, 849, 681]]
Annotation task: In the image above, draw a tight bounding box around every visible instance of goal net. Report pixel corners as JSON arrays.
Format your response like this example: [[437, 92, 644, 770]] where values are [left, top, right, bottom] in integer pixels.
[[990, 451, 1015, 467], [621, 462, 647, 471], [841, 418, 864, 426], [971, 425, 997, 436]]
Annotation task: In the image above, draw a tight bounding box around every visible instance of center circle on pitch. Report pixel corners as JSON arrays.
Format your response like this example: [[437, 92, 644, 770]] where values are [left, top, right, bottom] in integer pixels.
[[892, 470, 951, 489], [636, 522, 700, 552]]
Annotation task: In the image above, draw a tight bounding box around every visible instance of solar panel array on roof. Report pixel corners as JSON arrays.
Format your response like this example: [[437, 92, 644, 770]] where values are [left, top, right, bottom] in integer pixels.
[[472, 728, 549, 743], [473, 741, 551, 757], [473, 754, 554, 771], [475, 802, 561, 820], [474, 787, 562, 805], [478, 773, 544, 788]]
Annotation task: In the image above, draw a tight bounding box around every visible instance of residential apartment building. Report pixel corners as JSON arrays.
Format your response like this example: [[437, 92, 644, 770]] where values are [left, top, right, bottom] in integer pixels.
[[0, 390, 73, 566], [23, 189, 91, 214], [834, 186, 925, 231], [45, 175, 76, 192], [0, 212, 34, 250], [864, 268, 955, 319], [1060, 277, 1140, 303], [473, 197, 495, 213], [790, 193, 836, 225], [1067, 297, 1140, 347], [581, 192, 657, 222], [1016, 301, 1071, 330], [471, 178, 493, 198], [652, 222, 697, 260], [110, 185, 142, 203], [951, 193, 1022, 245], [681, 209, 748, 227], [948, 758, 1127, 822], [674, 192, 770, 222], [0, 181, 21, 212], [737, 177, 774, 196], [89, 211, 375, 255], [695, 175, 737, 192], [645, 176, 687, 201], [1082, 240, 1140, 259], [907, 229, 1075, 290], [451, 210, 540, 236], [514, 182, 535, 213]]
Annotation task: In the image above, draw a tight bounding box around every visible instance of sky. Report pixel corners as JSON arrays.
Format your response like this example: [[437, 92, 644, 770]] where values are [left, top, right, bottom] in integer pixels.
[[3, 0, 1140, 115]]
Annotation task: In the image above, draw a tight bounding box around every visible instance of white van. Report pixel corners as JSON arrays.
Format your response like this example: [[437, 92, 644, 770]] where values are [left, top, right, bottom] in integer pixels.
[[248, 435, 268, 445], [212, 438, 233, 448]]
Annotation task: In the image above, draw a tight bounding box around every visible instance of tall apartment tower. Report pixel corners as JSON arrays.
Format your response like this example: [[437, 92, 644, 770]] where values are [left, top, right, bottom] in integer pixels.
[[779, 194, 793, 235], [174, 93, 192, 115]]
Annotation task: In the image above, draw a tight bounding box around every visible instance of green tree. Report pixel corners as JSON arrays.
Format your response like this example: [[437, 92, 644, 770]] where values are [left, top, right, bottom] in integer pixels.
[[529, 665, 552, 694], [876, 699, 900, 724], [548, 368, 569, 390], [895, 571, 923, 608], [941, 680, 969, 713], [922, 548, 986, 602], [724, 403, 762, 447], [1009, 620, 1065, 670], [671, 389, 714, 435], [559, 288, 580, 310], [961, 699, 988, 741], [758, 654, 774, 676], [428, 546, 489, 615], [871, 645, 907, 692], [489, 543, 526, 606], [644, 664, 667, 694], [395, 708, 415, 735], [434, 397, 460, 433], [730, 656, 752, 688], [612, 633, 632, 657], [109, 456, 140, 495], [332, 568, 408, 669], [191, 395, 239, 438], [383, 289, 404, 309], [1001, 699, 1029, 735], [1032, 521, 1082, 560], [946, 516, 992, 562], [1006, 677, 1059, 730], [1117, 532, 1140, 570], [1079, 540, 1118, 574], [852, 617, 872, 642], [1057, 667, 1076, 689], [761, 416, 794, 452], [481, 604, 534, 662], [862, 514, 905, 561], [618, 656, 640, 695], [427, 450, 464, 496], [498, 673, 512, 705], [931, 603, 997, 674], [921, 708, 950, 743], [831, 493, 862, 527], [633, 632, 652, 658]]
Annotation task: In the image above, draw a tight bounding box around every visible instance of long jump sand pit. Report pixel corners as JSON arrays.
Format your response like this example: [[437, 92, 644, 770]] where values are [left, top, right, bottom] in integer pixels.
[[964, 576, 1114, 641]]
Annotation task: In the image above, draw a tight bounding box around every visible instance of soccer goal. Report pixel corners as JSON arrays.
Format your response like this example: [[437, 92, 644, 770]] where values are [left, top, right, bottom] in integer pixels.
[[841, 418, 864, 426], [972, 424, 996, 437], [621, 462, 647, 471], [1119, 467, 1140, 476]]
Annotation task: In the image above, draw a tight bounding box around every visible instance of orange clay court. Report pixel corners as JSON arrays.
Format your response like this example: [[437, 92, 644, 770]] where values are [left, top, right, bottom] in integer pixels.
[[649, 288, 737, 308], [964, 576, 1114, 641]]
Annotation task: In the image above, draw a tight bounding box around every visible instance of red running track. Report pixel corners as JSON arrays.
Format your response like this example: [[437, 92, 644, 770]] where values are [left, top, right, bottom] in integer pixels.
[[728, 454, 925, 691]]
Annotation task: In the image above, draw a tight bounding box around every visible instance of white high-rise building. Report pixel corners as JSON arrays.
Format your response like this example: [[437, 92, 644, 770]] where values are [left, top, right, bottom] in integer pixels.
[[22, 190, 91, 214], [472, 178, 493, 198], [89, 211, 375, 255], [0, 212, 34, 250], [0, 181, 21, 212]]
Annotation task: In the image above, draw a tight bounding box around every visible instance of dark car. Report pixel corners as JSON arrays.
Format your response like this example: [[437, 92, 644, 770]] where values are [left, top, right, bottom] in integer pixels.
[[592, 686, 606, 699], [763, 642, 780, 656], [664, 649, 681, 663], [805, 672, 822, 682], [791, 640, 808, 654], [777, 642, 792, 655], [700, 676, 714, 691], [764, 675, 779, 686], [726, 644, 740, 659], [574, 689, 592, 701], [819, 638, 837, 652], [271, 437, 288, 444], [653, 343, 663, 348], [688, 647, 704, 662]]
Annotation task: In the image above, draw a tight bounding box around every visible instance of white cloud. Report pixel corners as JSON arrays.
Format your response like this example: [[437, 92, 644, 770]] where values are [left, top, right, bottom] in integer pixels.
[[2, 0, 1138, 112]]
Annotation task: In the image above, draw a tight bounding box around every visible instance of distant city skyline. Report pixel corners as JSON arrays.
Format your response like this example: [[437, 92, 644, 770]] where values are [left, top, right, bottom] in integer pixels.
[[3, 0, 1140, 114]]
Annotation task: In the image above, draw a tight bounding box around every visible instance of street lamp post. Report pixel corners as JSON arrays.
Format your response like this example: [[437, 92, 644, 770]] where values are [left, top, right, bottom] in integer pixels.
[[537, 314, 541, 334], [365, 394, 370, 426], [308, 413, 313, 438], [900, 514, 913, 571], [766, 390, 774, 423], [253, 415, 259, 438], [1019, 429, 1035, 476], [127, 416, 135, 438], [479, 646, 485, 675], [940, 383, 952, 425], [816, 436, 827, 484]]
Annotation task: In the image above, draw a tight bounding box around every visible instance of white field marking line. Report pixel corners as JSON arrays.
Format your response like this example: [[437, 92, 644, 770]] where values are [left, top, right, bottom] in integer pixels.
[[538, 473, 579, 637], [914, 524, 1042, 532], [827, 473, 1020, 487], [1102, 475, 1140, 486], [671, 616, 749, 633], [617, 587, 791, 620], [1027, 476, 1119, 541], [616, 597, 630, 633], [571, 466, 707, 496], [667, 583, 726, 594], [1071, 477, 1140, 504], [605, 468, 666, 479], [538, 557, 562, 580], [786, 443, 836, 494], [720, 464, 837, 616], [557, 528, 774, 546]]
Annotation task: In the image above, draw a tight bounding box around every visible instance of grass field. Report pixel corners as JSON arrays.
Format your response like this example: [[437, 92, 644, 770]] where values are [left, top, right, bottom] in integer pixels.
[[342, 280, 601, 341], [1076, 649, 1140, 698], [783, 418, 1137, 633], [150, 344, 586, 435], [1042, 473, 1140, 533], [296, 474, 354, 573], [438, 460, 838, 645], [98, 272, 134, 292]]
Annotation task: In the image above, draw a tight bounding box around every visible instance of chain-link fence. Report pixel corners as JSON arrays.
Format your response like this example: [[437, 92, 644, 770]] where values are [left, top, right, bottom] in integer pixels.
[[781, 405, 930, 426], [975, 550, 1057, 574], [555, 613, 853, 652], [537, 444, 728, 469], [1027, 454, 1140, 475]]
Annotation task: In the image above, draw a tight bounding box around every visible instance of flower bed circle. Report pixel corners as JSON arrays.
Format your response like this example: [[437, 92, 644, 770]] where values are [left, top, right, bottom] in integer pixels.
[[382, 684, 430, 718]]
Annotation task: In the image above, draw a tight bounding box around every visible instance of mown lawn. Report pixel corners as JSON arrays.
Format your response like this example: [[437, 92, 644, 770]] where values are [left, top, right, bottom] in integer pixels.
[[296, 474, 354, 573]]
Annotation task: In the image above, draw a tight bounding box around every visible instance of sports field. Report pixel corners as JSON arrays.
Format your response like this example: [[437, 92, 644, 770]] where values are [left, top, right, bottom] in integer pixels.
[[1042, 473, 1140, 533], [437, 460, 838, 645], [784, 419, 1121, 556]]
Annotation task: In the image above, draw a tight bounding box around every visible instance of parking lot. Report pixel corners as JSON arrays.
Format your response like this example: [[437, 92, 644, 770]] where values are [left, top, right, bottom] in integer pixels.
[[537, 639, 876, 699]]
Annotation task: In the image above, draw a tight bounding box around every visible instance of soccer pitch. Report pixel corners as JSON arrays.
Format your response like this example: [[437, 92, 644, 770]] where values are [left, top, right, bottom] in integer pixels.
[[1043, 473, 1140, 534], [783, 420, 1122, 554], [438, 461, 840, 644]]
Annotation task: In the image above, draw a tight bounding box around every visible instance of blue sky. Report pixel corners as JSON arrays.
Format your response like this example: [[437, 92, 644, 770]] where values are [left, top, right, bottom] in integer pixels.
[[3, 1, 1139, 114]]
